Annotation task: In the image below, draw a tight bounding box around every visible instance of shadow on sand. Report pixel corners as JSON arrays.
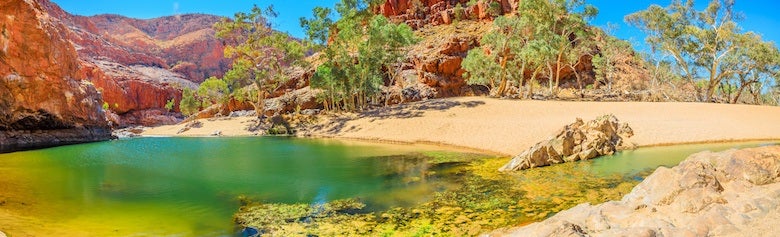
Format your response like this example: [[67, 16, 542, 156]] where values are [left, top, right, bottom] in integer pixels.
[[310, 99, 486, 135]]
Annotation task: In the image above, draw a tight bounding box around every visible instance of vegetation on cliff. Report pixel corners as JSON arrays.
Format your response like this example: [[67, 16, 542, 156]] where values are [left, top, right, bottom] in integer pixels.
[[462, 0, 597, 97], [176, 0, 779, 120], [303, 0, 418, 111]]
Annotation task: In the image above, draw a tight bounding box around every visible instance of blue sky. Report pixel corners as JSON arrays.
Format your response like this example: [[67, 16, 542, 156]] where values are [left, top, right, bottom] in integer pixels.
[[52, 0, 779, 51]]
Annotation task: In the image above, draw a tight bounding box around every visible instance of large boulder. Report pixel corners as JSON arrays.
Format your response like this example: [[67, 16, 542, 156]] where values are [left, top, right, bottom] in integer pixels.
[[498, 146, 780, 237], [263, 87, 323, 117], [499, 115, 634, 171]]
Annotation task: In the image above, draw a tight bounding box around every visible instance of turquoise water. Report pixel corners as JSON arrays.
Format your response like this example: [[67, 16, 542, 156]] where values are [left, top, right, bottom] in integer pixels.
[[588, 141, 780, 175], [0, 137, 470, 236], [0, 138, 775, 236]]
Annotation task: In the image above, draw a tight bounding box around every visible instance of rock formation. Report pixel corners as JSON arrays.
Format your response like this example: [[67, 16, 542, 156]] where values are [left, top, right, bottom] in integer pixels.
[[378, 0, 518, 29], [0, 0, 112, 152], [372, 0, 605, 102], [499, 145, 780, 236], [499, 115, 634, 171], [34, 0, 229, 126]]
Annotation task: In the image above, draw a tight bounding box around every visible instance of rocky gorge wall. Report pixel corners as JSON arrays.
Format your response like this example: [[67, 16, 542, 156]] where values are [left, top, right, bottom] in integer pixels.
[[0, 0, 112, 152], [36, 0, 228, 126]]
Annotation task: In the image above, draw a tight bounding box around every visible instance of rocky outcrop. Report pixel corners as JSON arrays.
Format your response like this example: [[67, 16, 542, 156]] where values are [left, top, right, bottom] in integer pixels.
[[499, 145, 780, 237], [405, 22, 491, 99], [1, 0, 111, 152], [376, 1, 507, 101], [86, 13, 231, 83], [378, 0, 518, 29], [499, 115, 634, 171], [33, 0, 229, 126], [263, 87, 323, 117]]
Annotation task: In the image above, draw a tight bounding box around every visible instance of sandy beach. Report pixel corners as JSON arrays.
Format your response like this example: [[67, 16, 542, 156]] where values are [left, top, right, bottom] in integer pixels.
[[143, 97, 780, 156]]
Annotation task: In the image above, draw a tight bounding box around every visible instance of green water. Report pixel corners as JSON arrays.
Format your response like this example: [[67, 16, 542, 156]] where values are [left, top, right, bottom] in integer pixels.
[[0, 138, 776, 236], [589, 141, 780, 175]]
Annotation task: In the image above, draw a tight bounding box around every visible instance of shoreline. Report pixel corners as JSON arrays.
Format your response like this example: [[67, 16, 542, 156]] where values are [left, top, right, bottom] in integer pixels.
[[141, 97, 780, 156], [130, 131, 780, 157]]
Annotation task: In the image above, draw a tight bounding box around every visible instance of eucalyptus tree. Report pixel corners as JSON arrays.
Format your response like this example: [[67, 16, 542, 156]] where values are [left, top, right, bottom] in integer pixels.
[[214, 5, 306, 116], [592, 29, 634, 93], [305, 0, 416, 111], [627, 0, 743, 102], [546, 0, 598, 95], [299, 6, 333, 49], [724, 33, 780, 103], [197, 77, 230, 107], [462, 16, 528, 97], [463, 0, 597, 97], [179, 88, 200, 116]]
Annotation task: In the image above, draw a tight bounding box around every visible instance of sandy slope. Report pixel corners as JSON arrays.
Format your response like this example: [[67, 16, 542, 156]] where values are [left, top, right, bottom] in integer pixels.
[[144, 97, 780, 156], [143, 116, 258, 137]]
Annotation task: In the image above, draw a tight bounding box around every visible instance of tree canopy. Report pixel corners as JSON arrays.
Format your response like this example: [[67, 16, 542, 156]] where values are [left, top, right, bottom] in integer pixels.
[[463, 0, 597, 98], [626, 0, 780, 102], [215, 5, 306, 116], [303, 0, 417, 112]]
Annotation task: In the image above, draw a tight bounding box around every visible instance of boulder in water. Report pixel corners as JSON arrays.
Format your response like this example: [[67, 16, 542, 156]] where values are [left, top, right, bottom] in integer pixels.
[[500, 114, 634, 171]]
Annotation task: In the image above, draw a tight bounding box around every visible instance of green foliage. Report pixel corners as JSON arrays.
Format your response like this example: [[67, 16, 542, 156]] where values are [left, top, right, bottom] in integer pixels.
[[487, 1, 502, 17], [164, 98, 175, 112], [179, 88, 200, 116], [625, 0, 778, 102], [299, 6, 333, 48], [221, 59, 253, 91], [307, 0, 417, 112], [232, 87, 257, 103], [409, 0, 426, 18], [462, 48, 501, 89], [723, 32, 780, 103], [197, 77, 230, 107], [215, 5, 306, 115], [463, 0, 597, 97], [453, 3, 465, 22], [592, 30, 634, 92]]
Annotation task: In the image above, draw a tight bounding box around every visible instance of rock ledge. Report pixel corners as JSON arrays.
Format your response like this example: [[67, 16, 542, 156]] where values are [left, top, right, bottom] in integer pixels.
[[496, 145, 780, 237]]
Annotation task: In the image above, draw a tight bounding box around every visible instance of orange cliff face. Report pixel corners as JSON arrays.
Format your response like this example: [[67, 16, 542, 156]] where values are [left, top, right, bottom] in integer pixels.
[[34, 0, 230, 126], [0, 0, 112, 152]]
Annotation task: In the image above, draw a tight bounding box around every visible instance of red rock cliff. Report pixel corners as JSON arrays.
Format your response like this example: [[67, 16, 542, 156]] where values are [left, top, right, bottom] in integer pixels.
[[0, 0, 112, 152], [33, 0, 230, 126]]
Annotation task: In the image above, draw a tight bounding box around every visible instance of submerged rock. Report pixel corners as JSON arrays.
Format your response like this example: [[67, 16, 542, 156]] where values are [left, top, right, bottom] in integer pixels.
[[495, 146, 780, 237], [500, 115, 634, 171]]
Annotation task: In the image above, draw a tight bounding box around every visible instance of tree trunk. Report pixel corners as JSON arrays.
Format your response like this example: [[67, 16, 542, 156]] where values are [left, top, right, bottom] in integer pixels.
[[733, 84, 747, 104], [706, 81, 718, 102], [570, 64, 583, 97], [547, 63, 555, 95], [255, 90, 267, 118], [748, 83, 762, 105]]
